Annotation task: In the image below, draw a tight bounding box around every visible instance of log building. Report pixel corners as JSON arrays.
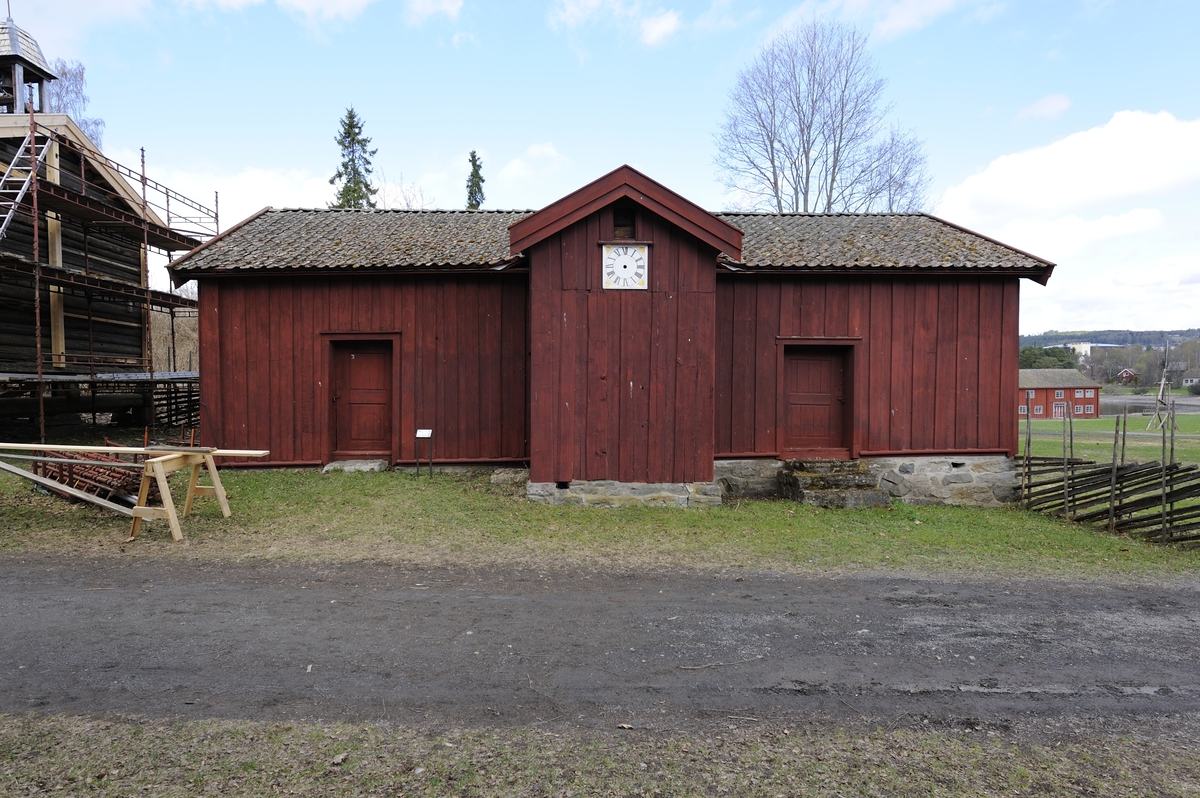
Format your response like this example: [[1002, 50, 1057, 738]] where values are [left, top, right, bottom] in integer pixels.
[[0, 15, 216, 436]]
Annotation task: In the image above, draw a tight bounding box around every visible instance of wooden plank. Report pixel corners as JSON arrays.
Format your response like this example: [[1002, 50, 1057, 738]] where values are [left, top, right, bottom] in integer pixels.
[[910, 280, 940, 450], [650, 250, 678, 482], [269, 280, 295, 463], [799, 278, 824, 338], [999, 278, 1021, 455], [198, 279, 221, 450], [440, 279, 460, 458], [753, 279, 778, 454], [825, 279, 849, 337], [730, 279, 757, 453], [956, 280, 981, 449], [295, 278, 316, 460], [479, 279, 503, 458], [933, 281, 958, 450], [976, 280, 1003, 450], [585, 288, 610, 479], [713, 277, 735, 455], [499, 275, 528, 459], [693, 284, 716, 482], [867, 281, 891, 452], [0, 459, 134, 516], [889, 280, 915, 451], [222, 278, 249, 450], [0, 443, 267, 457], [460, 278, 481, 461]]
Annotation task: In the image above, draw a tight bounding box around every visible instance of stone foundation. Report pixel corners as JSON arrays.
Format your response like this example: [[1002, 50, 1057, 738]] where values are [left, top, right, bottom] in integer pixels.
[[867, 455, 1018, 507], [526, 480, 723, 508], [714, 459, 783, 499]]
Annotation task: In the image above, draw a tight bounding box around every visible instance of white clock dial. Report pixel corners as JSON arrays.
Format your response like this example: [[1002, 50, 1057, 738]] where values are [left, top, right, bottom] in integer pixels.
[[602, 244, 648, 290]]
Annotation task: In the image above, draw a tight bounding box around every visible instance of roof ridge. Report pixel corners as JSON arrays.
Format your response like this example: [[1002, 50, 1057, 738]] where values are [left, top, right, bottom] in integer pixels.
[[272, 207, 535, 214]]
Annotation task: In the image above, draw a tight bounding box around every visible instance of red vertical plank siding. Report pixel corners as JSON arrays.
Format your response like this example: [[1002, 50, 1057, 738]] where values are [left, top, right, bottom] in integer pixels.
[[730, 281, 758, 453], [754, 279, 779, 453], [910, 283, 940, 450], [889, 280, 915, 451], [976, 281, 1003, 450], [200, 274, 528, 467], [713, 278, 735, 454], [999, 279, 1020, 455], [867, 282, 891, 451], [955, 281, 980, 449], [198, 280, 222, 449], [527, 205, 716, 484], [933, 282, 958, 450]]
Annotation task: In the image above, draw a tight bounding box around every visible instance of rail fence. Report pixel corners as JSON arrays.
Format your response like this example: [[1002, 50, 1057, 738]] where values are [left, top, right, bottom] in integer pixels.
[[1021, 403, 1200, 546]]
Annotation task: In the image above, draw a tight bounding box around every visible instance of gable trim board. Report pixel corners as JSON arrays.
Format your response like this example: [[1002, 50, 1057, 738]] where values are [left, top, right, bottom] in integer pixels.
[[170, 166, 1051, 496]]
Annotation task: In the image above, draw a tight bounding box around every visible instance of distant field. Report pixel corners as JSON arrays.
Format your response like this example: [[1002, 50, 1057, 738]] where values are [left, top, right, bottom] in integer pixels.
[[1023, 414, 1200, 465]]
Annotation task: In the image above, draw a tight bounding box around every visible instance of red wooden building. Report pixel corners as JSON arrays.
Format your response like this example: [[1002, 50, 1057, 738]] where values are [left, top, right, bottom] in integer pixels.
[[1018, 369, 1102, 420], [168, 166, 1054, 492]]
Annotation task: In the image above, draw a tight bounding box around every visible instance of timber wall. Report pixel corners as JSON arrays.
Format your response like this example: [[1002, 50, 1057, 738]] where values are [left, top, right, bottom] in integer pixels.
[[527, 205, 717, 485], [714, 275, 1020, 458], [198, 274, 529, 465]]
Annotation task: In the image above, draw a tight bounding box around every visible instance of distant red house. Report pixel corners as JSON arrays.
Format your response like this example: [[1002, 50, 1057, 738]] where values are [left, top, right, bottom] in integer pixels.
[[167, 166, 1055, 491], [1019, 369, 1101, 420], [1116, 368, 1140, 385]]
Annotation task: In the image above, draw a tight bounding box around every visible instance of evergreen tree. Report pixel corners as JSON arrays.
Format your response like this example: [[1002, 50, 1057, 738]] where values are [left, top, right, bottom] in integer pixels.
[[465, 150, 485, 210], [329, 107, 378, 209]]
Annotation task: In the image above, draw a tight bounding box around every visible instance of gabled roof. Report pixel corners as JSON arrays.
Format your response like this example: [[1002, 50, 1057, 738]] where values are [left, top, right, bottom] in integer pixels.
[[718, 212, 1055, 285], [169, 208, 533, 280], [0, 17, 56, 81], [508, 165, 743, 259], [1019, 369, 1101, 389]]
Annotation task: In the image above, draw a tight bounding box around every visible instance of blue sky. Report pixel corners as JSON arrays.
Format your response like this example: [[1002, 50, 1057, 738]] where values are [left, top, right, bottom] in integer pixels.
[[21, 0, 1200, 334]]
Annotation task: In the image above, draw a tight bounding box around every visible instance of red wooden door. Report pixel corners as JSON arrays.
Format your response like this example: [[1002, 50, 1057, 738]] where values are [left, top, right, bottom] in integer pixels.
[[781, 347, 846, 452], [331, 342, 392, 459]]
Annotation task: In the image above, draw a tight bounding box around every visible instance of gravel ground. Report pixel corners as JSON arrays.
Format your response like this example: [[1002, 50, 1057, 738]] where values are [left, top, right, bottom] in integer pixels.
[[2, 556, 1198, 738]]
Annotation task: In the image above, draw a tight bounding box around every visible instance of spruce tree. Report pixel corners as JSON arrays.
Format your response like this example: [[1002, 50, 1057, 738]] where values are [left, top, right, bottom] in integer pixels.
[[465, 150, 485, 210], [329, 107, 378, 209]]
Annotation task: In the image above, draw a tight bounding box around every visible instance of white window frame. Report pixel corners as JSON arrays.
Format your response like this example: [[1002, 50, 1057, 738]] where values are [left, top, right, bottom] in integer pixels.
[[1019, 405, 1028, 415], [1055, 390, 1065, 399], [1075, 404, 1084, 415], [1027, 389, 1036, 399], [1075, 389, 1084, 398], [1085, 404, 1094, 414], [1085, 389, 1095, 398], [1034, 405, 1044, 415]]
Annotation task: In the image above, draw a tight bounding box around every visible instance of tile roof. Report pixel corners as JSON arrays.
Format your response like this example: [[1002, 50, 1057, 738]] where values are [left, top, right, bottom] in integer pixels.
[[170, 208, 534, 274], [169, 207, 1054, 283], [0, 18, 55, 77], [715, 212, 1052, 279], [1019, 369, 1102, 389]]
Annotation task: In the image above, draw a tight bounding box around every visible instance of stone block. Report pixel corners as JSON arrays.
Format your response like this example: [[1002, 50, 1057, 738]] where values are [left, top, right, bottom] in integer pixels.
[[490, 467, 530, 486], [323, 459, 389, 473], [942, 473, 974, 485]]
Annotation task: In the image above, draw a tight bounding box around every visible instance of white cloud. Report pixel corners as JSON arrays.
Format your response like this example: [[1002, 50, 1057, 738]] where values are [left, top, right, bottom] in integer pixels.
[[989, 208, 1162, 260], [640, 10, 681, 44], [550, 0, 683, 45], [936, 111, 1200, 333], [12, 0, 151, 56], [497, 142, 569, 183], [1017, 93, 1071, 121], [405, 0, 463, 22], [776, 0, 999, 41], [941, 111, 1200, 222]]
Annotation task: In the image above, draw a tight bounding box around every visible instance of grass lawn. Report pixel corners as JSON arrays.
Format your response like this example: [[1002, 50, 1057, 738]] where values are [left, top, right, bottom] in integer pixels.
[[2, 714, 1197, 798], [1023, 414, 1200, 466], [1, 465, 1197, 580], [3, 465, 1199, 795]]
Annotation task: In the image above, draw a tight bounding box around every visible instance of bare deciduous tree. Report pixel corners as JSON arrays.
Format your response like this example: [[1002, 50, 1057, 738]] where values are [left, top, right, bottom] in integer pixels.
[[376, 170, 433, 210], [715, 19, 929, 213], [44, 59, 106, 149]]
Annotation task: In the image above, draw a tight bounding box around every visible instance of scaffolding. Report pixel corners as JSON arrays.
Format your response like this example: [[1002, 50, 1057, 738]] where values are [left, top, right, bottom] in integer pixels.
[[0, 108, 217, 441]]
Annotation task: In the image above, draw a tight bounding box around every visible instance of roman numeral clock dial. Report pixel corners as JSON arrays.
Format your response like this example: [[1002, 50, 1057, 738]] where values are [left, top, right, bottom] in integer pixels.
[[601, 244, 649, 290]]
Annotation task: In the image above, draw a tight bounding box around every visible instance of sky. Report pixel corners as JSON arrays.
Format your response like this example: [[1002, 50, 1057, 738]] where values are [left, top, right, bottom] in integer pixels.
[[18, 0, 1200, 335]]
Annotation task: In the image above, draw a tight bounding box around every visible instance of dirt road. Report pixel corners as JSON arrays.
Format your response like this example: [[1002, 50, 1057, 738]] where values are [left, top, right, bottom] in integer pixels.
[[2, 557, 1197, 733]]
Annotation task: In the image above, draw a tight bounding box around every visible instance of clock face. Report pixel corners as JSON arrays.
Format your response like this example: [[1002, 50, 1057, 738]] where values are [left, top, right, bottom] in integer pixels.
[[602, 244, 648, 290]]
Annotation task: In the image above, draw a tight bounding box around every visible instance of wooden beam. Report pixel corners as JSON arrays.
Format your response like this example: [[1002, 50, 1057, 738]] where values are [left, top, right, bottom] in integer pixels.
[[0, 443, 269, 458], [0, 460, 134, 517]]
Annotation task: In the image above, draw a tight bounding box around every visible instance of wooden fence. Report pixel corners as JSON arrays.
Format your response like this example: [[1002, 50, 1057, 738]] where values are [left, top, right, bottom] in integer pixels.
[[1021, 404, 1200, 546]]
